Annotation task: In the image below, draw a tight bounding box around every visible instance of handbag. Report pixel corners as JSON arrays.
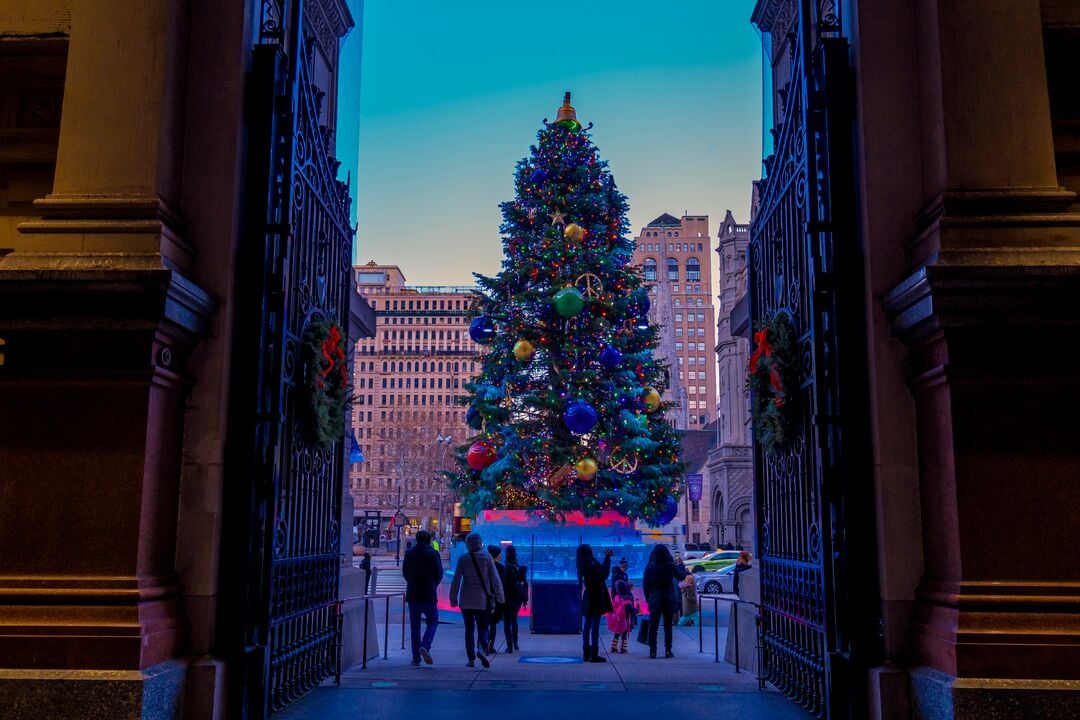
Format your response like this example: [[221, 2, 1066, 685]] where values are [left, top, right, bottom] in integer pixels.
[[636, 616, 651, 645], [468, 551, 496, 612]]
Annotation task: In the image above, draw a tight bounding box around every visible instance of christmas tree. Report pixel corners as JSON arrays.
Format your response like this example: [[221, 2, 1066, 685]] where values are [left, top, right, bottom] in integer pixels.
[[449, 93, 684, 524]]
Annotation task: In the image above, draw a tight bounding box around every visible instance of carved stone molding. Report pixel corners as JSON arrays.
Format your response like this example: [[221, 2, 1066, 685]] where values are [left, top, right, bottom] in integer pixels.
[[751, 0, 797, 39], [304, 0, 354, 69]]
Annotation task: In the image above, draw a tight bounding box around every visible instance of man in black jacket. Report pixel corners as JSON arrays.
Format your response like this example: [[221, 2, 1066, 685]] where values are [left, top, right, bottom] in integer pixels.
[[402, 530, 444, 666]]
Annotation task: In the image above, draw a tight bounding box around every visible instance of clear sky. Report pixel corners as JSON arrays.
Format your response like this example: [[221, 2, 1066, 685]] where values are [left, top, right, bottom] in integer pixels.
[[350, 0, 762, 287]]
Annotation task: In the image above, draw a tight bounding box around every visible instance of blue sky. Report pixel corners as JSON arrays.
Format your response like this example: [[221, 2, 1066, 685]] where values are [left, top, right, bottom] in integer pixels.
[[340, 0, 762, 287]]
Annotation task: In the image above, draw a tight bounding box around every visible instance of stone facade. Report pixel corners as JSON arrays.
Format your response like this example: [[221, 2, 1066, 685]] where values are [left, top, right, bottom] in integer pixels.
[[0, 1, 364, 718], [752, 0, 1080, 717]]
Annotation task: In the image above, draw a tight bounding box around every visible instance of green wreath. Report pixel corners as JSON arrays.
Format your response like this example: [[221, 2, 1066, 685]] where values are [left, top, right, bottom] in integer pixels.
[[747, 312, 798, 455], [301, 318, 352, 448]]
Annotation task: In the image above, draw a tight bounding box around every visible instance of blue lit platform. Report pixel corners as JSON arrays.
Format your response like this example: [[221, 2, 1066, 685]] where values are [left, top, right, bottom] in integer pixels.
[[451, 510, 652, 634]]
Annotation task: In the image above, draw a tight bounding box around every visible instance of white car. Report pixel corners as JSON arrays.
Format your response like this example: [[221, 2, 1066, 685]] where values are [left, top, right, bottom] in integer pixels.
[[694, 564, 737, 595]]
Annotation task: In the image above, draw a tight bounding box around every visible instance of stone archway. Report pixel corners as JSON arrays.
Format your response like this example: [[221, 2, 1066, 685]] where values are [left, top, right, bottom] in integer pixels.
[[729, 497, 752, 551], [710, 489, 724, 547]]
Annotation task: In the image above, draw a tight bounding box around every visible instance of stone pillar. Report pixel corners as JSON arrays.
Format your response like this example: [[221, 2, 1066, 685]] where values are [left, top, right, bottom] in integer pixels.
[[0, 1, 212, 717], [883, 1, 1080, 715]]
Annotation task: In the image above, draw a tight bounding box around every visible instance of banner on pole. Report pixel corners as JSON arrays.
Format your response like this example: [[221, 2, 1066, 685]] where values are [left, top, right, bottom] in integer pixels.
[[687, 474, 703, 502]]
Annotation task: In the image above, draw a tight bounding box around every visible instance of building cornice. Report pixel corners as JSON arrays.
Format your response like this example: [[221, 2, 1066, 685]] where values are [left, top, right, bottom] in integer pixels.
[[751, 0, 797, 37]]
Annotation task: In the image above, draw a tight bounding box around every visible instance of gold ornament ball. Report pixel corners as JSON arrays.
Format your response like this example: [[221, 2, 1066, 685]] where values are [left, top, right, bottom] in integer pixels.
[[575, 457, 598, 480], [643, 387, 662, 412], [564, 223, 586, 242], [513, 339, 536, 362]]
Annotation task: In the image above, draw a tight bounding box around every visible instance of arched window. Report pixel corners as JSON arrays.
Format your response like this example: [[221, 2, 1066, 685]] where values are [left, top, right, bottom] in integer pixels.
[[666, 257, 678, 281], [643, 258, 657, 281], [686, 257, 701, 281]]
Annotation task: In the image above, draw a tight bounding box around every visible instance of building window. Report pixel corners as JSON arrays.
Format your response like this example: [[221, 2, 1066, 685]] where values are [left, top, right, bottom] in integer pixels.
[[666, 257, 678, 281], [691, 501, 700, 522], [675, 342, 683, 351], [643, 258, 657, 281], [686, 257, 701, 281], [674, 313, 682, 322]]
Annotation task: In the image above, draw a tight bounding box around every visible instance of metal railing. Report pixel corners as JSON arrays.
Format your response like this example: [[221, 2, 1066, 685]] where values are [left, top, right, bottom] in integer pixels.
[[697, 594, 766, 689], [333, 590, 406, 679]]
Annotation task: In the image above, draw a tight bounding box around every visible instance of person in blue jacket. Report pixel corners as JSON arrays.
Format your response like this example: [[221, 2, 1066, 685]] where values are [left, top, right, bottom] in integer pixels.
[[642, 544, 689, 659]]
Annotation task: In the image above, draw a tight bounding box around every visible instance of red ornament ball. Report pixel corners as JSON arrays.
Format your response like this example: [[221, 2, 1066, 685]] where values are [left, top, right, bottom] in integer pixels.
[[466, 441, 498, 471]]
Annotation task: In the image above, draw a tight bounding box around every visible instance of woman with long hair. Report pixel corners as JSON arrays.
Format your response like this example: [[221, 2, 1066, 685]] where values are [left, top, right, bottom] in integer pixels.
[[576, 543, 613, 662], [642, 544, 688, 658]]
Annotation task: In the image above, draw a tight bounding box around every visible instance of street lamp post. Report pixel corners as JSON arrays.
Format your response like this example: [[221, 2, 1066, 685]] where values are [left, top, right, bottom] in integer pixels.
[[435, 434, 453, 550]]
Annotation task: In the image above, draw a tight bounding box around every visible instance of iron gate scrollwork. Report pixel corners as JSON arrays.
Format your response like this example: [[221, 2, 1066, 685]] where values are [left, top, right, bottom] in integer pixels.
[[225, 0, 354, 715], [749, 1, 878, 718]]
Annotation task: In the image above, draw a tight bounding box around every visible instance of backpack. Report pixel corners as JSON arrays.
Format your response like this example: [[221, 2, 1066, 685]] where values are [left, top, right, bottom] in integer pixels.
[[606, 594, 630, 633]]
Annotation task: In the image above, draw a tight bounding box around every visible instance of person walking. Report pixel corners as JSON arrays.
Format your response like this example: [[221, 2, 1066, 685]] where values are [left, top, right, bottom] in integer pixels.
[[486, 545, 508, 655], [449, 532, 504, 668], [733, 550, 753, 597], [643, 544, 688, 659], [502, 545, 527, 653], [401, 530, 443, 666], [576, 544, 613, 663]]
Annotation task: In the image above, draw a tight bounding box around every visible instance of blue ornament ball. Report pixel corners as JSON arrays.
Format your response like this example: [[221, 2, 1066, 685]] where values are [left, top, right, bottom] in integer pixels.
[[466, 405, 483, 430], [653, 495, 679, 526], [563, 400, 599, 435], [529, 168, 549, 185], [469, 316, 496, 344], [599, 346, 622, 370]]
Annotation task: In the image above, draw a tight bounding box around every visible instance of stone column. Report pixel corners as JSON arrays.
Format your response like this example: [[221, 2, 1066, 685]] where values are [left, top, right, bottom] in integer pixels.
[[884, 1, 1080, 715], [0, 1, 212, 717]]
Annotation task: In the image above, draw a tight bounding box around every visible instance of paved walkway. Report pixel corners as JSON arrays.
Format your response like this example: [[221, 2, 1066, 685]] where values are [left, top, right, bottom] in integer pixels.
[[276, 610, 814, 720]]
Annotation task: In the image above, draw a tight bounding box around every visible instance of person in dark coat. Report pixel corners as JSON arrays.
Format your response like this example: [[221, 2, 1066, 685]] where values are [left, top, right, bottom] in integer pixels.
[[642, 543, 688, 658], [486, 545, 508, 655], [610, 557, 630, 593], [576, 543, 613, 662], [402, 530, 444, 666], [359, 552, 372, 595], [502, 545, 526, 652]]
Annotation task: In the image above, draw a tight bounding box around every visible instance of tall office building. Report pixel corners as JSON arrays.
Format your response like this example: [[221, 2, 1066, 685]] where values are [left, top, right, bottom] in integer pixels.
[[351, 262, 482, 541], [630, 214, 718, 428]]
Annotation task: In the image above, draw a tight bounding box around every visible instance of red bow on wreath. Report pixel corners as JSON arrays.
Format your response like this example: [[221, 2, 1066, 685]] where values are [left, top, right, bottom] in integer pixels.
[[318, 324, 347, 389], [749, 327, 786, 407]]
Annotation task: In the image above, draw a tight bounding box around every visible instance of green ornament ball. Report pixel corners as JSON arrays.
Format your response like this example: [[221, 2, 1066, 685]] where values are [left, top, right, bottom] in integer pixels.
[[553, 287, 586, 318]]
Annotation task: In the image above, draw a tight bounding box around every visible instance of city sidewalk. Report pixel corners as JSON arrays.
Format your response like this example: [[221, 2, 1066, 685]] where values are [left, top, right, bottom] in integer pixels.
[[276, 610, 813, 720]]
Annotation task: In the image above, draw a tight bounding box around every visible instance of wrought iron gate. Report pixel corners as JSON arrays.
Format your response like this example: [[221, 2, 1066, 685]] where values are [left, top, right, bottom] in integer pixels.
[[224, 0, 354, 715], [748, 1, 878, 717]]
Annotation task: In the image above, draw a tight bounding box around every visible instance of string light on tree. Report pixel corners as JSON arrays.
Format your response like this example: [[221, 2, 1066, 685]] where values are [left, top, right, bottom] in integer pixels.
[[448, 93, 684, 523]]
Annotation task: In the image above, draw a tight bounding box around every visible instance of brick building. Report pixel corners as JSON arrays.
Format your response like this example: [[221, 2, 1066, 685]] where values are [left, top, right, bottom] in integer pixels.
[[351, 262, 482, 542], [630, 213, 718, 428]]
